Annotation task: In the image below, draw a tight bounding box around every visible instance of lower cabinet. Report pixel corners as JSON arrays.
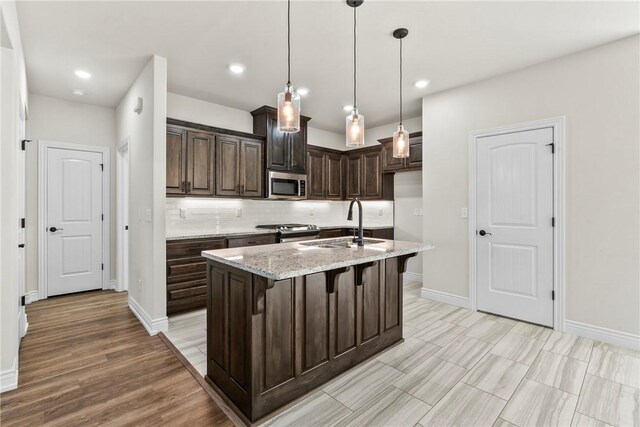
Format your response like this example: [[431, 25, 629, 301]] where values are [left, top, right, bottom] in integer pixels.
[[166, 233, 277, 315], [319, 227, 394, 240]]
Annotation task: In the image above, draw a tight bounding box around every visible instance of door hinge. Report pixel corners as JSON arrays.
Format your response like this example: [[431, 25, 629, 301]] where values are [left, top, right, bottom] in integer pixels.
[[101, 214, 104, 221], [21, 295, 26, 306], [546, 142, 555, 154], [125, 225, 129, 230], [552, 217, 555, 227], [21, 139, 31, 151], [101, 264, 104, 271], [20, 218, 25, 228], [552, 290, 555, 300], [100, 163, 104, 171], [18, 243, 25, 248]]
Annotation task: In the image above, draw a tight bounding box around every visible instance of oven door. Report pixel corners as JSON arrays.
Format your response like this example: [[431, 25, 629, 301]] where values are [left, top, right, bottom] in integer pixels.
[[268, 171, 307, 200]]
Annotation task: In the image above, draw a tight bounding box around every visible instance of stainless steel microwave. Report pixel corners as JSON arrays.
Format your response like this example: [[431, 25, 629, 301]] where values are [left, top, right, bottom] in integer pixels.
[[267, 171, 307, 200]]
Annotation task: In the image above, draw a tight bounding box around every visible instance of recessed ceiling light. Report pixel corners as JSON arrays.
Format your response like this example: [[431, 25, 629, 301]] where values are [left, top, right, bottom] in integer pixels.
[[296, 87, 309, 96], [228, 63, 245, 74], [72, 89, 84, 96], [343, 104, 354, 112], [414, 80, 430, 89], [75, 70, 91, 79]]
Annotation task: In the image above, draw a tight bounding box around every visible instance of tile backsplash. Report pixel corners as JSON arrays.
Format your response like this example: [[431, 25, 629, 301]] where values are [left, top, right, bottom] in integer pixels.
[[166, 198, 394, 237]]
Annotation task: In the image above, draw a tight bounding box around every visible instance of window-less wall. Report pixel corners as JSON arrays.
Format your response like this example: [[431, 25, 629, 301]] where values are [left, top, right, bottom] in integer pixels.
[[422, 35, 640, 337]]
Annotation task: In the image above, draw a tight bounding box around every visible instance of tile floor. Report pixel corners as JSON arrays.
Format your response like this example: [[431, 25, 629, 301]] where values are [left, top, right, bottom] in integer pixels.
[[164, 281, 640, 427]]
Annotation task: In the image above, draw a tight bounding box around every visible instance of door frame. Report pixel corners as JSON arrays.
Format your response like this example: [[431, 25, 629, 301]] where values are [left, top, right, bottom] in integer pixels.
[[37, 140, 111, 300], [116, 138, 129, 292], [468, 117, 565, 331]]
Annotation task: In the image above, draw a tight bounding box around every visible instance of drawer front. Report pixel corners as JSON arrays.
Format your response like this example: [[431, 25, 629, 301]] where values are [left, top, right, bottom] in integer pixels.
[[167, 237, 226, 259], [167, 259, 207, 277], [169, 284, 207, 300], [167, 295, 207, 315], [319, 229, 344, 239], [227, 234, 277, 248]]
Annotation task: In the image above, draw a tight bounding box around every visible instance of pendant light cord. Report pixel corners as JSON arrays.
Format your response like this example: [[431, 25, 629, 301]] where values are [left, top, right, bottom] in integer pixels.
[[399, 37, 403, 125], [287, 0, 291, 85], [353, 5, 357, 110]]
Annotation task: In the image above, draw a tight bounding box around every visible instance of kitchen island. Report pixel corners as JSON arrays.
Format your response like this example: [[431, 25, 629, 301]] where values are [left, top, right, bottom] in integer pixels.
[[201, 237, 432, 423]]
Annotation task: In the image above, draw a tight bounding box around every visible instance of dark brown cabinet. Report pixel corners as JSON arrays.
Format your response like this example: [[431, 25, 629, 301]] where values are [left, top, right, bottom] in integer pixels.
[[166, 127, 187, 195], [307, 146, 344, 200], [215, 136, 264, 198], [345, 146, 392, 200], [380, 132, 423, 173], [166, 119, 265, 199], [251, 105, 310, 173]]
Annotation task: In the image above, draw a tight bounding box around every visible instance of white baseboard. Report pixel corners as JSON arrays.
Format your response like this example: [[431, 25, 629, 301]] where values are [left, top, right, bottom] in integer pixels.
[[25, 291, 39, 304], [0, 356, 18, 393], [565, 319, 640, 351], [420, 288, 471, 310], [128, 296, 168, 336], [403, 272, 423, 283]]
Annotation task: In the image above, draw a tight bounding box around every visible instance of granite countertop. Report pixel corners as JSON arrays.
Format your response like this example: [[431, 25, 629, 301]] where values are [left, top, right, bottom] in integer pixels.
[[166, 228, 276, 240], [201, 238, 434, 280]]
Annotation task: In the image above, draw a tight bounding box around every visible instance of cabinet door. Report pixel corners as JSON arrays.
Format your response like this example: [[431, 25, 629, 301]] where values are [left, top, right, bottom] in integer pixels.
[[186, 131, 215, 196], [345, 153, 363, 198], [307, 149, 325, 199], [240, 139, 263, 198], [381, 141, 405, 172], [266, 116, 289, 171], [407, 137, 422, 169], [362, 150, 382, 199], [166, 127, 187, 195], [325, 153, 344, 200], [215, 136, 241, 196], [288, 126, 307, 173]]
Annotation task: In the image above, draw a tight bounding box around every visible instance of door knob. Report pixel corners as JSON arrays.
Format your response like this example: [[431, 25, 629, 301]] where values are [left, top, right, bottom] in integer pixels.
[[49, 227, 63, 232], [478, 229, 492, 236]]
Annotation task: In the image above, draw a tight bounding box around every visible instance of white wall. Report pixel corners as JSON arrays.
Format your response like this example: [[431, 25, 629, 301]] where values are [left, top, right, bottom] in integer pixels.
[[167, 92, 345, 150], [360, 116, 422, 149], [25, 94, 117, 293], [116, 55, 167, 333], [0, 0, 28, 393], [422, 36, 640, 336]]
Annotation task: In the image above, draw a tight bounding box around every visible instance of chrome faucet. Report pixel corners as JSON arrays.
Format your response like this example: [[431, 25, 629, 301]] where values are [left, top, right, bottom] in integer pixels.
[[347, 198, 364, 246]]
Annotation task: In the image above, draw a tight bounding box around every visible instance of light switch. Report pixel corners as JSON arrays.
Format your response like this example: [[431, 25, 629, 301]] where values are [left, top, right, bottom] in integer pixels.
[[461, 208, 469, 218], [180, 208, 187, 219], [309, 208, 315, 216], [236, 208, 242, 218], [378, 208, 383, 216]]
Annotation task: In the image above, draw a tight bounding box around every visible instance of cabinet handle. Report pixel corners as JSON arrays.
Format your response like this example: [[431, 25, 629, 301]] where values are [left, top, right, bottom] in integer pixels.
[[241, 184, 245, 194], [187, 182, 192, 192], [180, 181, 185, 192]]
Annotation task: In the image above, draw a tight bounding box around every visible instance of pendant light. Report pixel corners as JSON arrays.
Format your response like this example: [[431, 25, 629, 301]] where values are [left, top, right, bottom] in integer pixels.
[[277, 0, 301, 133], [392, 28, 410, 158], [346, 0, 365, 147]]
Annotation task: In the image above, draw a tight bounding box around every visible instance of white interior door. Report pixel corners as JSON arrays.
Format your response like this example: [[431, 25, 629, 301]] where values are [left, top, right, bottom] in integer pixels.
[[46, 147, 104, 296], [476, 127, 554, 326]]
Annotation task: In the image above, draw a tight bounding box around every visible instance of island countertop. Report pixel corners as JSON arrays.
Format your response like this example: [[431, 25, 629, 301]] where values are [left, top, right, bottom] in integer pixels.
[[201, 237, 434, 280]]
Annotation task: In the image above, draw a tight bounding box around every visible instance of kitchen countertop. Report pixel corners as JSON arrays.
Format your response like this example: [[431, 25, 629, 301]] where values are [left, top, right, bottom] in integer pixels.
[[166, 228, 277, 240], [201, 237, 434, 280]]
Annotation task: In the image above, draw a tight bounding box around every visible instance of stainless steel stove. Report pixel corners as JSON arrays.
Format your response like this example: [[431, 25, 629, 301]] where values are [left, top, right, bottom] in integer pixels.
[[255, 223, 320, 243]]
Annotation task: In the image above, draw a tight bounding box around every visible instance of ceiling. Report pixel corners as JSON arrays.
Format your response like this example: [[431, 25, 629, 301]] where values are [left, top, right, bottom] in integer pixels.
[[16, 1, 639, 132]]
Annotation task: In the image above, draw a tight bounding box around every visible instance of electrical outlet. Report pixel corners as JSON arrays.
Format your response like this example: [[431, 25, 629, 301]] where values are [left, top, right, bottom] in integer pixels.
[[461, 207, 469, 218], [413, 208, 423, 216], [180, 208, 187, 219], [378, 208, 383, 216], [236, 208, 242, 218], [309, 208, 315, 216], [137, 278, 143, 292]]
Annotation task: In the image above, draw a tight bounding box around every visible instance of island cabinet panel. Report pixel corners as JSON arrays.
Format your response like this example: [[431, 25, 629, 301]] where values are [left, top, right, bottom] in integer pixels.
[[334, 268, 357, 356], [298, 273, 330, 371], [205, 256, 411, 423], [264, 279, 296, 389]]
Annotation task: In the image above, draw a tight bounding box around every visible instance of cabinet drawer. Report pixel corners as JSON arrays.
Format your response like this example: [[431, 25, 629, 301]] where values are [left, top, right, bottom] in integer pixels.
[[167, 295, 207, 315], [169, 284, 207, 301], [167, 238, 226, 259], [167, 259, 206, 277], [227, 234, 277, 248]]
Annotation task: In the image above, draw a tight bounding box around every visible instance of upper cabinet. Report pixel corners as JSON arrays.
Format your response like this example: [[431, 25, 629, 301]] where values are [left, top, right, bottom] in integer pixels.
[[379, 132, 423, 173], [345, 146, 393, 200], [307, 146, 344, 200], [251, 105, 311, 173], [166, 119, 264, 199]]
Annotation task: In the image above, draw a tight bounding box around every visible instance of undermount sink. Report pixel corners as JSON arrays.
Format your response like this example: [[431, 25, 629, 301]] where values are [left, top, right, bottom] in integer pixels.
[[301, 238, 385, 249]]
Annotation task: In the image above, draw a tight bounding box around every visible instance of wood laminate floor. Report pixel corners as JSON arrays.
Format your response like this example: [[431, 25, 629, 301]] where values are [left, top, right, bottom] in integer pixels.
[[166, 281, 640, 427], [0, 290, 233, 427]]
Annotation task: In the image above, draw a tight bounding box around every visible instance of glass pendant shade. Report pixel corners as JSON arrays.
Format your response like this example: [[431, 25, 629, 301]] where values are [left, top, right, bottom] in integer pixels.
[[277, 84, 301, 133], [393, 124, 410, 158], [346, 109, 365, 147]]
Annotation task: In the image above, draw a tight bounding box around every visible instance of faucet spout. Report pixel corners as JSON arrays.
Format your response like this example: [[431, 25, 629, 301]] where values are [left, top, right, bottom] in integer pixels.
[[347, 198, 364, 246]]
